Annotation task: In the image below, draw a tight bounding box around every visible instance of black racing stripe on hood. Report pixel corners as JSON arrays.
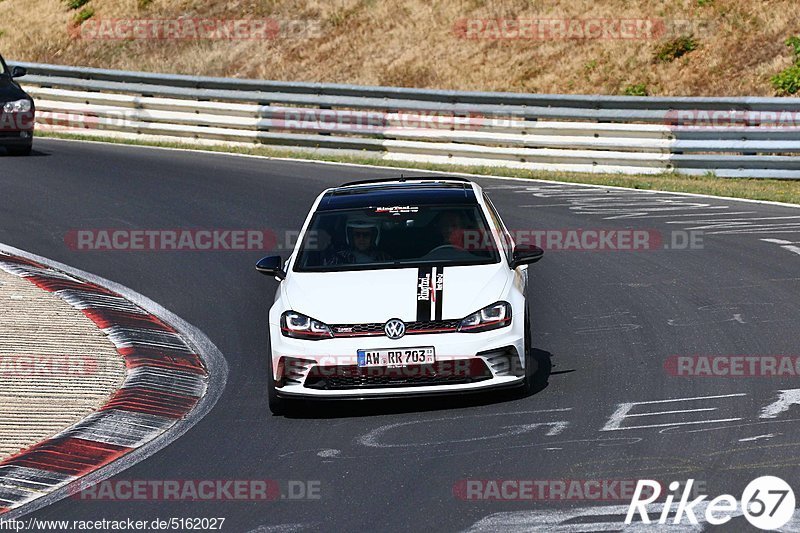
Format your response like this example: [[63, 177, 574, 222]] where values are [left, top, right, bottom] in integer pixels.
[[416, 266, 432, 321], [434, 268, 444, 321]]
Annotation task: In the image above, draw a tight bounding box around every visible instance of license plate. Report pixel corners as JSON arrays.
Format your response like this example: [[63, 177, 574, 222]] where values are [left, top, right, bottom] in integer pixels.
[[357, 347, 435, 368]]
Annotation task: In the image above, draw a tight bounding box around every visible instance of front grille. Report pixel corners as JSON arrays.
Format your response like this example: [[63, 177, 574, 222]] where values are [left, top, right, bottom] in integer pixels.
[[407, 320, 461, 333], [303, 360, 492, 390], [331, 323, 384, 336], [330, 319, 461, 338]]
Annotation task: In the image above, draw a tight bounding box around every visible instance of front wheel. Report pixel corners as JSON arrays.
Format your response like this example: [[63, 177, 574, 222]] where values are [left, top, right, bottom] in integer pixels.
[[520, 308, 536, 396], [267, 330, 287, 415]]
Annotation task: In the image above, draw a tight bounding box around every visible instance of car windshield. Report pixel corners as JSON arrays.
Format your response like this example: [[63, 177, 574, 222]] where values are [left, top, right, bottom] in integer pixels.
[[294, 204, 501, 271]]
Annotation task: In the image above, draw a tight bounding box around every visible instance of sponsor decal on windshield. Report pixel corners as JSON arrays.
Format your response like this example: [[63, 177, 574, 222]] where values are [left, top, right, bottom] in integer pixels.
[[375, 205, 420, 215]]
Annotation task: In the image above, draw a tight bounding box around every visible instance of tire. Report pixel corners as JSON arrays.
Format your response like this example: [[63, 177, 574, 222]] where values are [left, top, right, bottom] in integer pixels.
[[520, 307, 535, 396], [6, 145, 32, 156], [266, 328, 287, 415]]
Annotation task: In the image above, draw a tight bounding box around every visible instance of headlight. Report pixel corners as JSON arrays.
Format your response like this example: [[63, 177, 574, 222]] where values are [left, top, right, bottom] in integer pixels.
[[3, 99, 32, 113], [280, 311, 333, 340], [458, 302, 512, 333]]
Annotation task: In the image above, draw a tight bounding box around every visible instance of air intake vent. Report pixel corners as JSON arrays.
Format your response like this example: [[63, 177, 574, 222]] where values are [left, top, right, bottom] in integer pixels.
[[479, 346, 523, 377], [282, 357, 316, 385]]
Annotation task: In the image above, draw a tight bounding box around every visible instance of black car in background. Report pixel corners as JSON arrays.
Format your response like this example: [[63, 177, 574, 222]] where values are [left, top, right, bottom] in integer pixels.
[[0, 53, 33, 156]]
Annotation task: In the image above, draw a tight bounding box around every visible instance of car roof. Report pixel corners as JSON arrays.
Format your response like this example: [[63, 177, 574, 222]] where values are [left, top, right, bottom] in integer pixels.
[[317, 178, 479, 211]]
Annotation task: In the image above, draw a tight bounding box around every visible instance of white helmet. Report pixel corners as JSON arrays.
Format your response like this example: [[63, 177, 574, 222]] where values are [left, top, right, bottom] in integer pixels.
[[346, 218, 381, 246]]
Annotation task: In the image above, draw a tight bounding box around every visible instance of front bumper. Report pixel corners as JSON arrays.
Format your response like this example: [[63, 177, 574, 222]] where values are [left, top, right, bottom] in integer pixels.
[[278, 378, 523, 400], [0, 130, 33, 146], [269, 324, 528, 398], [1, 109, 35, 146]]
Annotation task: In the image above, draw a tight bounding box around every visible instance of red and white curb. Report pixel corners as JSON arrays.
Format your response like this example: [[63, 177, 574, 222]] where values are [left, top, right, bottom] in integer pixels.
[[0, 246, 227, 519]]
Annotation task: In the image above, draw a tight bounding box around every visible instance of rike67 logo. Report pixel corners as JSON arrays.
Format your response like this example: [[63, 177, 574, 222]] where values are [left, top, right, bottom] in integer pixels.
[[627, 477, 795, 530]]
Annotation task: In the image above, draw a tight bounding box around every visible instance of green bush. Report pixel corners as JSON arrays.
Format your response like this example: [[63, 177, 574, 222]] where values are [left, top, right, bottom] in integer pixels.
[[74, 6, 94, 24], [623, 83, 648, 96], [654, 35, 698, 63], [65, 0, 89, 9], [786, 35, 800, 57], [772, 65, 800, 95], [771, 36, 800, 95]]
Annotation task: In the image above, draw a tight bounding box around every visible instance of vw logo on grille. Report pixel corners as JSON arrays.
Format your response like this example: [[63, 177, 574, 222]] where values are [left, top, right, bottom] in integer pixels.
[[384, 319, 406, 339]]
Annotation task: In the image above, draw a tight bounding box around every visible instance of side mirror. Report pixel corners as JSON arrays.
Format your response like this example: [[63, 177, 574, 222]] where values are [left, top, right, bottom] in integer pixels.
[[10, 66, 27, 79], [255, 255, 285, 280], [510, 244, 544, 269]]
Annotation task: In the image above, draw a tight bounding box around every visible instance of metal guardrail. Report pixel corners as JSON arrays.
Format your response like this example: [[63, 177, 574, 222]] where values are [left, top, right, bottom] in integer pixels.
[[10, 61, 800, 178]]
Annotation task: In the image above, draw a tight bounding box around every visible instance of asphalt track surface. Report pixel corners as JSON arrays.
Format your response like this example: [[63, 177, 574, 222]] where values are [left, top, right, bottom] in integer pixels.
[[2, 138, 800, 532]]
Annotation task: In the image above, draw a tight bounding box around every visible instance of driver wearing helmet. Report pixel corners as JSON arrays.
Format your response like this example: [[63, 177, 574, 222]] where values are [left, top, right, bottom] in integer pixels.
[[325, 218, 392, 265]]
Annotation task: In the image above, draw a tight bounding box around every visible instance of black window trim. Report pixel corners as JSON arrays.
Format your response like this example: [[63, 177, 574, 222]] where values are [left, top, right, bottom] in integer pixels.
[[482, 193, 514, 265]]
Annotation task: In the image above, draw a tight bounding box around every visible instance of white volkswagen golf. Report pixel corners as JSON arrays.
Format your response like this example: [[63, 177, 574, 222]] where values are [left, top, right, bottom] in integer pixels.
[[256, 177, 543, 414]]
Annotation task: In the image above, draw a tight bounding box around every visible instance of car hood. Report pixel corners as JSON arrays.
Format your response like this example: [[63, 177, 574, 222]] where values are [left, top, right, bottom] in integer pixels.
[[0, 76, 28, 102], [282, 263, 510, 324]]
